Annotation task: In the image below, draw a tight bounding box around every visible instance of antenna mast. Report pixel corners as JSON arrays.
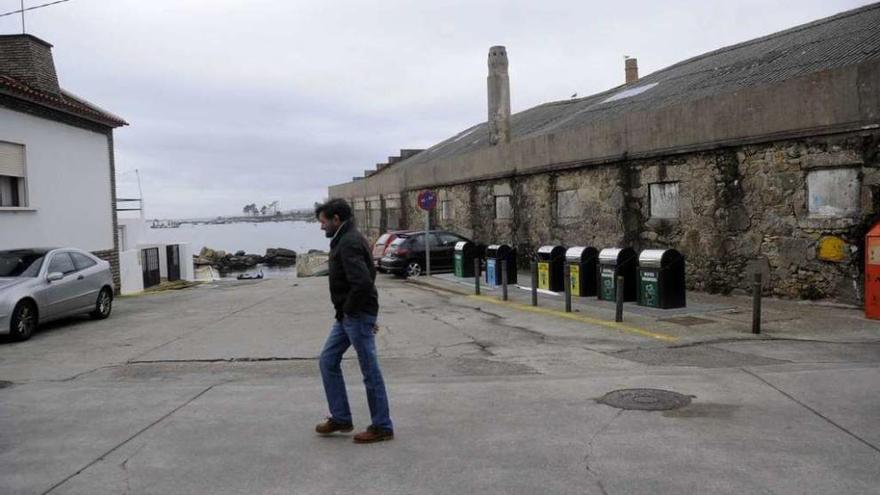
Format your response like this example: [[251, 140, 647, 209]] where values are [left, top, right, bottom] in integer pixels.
[[0, 0, 73, 33], [136, 169, 145, 220]]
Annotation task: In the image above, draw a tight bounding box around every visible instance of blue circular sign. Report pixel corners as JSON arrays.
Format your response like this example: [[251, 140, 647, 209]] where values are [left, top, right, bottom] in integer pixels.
[[418, 190, 437, 211]]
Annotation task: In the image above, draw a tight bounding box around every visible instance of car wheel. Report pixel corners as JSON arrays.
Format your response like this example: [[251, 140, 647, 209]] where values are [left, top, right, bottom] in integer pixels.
[[10, 301, 37, 341], [405, 261, 423, 278], [90, 288, 113, 320]]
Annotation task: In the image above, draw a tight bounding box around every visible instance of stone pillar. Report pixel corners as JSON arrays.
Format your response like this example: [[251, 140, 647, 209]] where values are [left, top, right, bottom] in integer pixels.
[[625, 57, 639, 84], [488, 46, 511, 145]]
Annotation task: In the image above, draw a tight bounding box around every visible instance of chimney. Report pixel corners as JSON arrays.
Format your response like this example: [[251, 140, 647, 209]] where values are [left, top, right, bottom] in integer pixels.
[[625, 57, 638, 84], [0, 35, 61, 94], [487, 46, 511, 145]]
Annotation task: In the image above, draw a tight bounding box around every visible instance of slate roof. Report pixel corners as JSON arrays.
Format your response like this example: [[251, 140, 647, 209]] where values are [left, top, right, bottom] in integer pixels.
[[0, 74, 127, 128], [399, 3, 880, 170]]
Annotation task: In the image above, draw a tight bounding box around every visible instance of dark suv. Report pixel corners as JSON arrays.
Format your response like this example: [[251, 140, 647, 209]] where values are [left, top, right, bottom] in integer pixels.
[[379, 231, 475, 277]]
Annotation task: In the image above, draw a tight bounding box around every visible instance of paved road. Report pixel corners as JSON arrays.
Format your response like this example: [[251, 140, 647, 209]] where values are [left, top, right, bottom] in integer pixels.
[[1, 276, 878, 494]]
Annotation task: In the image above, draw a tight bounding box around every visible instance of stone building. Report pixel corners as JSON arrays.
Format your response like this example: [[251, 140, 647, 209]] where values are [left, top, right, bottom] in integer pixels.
[[329, 4, 880, 304]]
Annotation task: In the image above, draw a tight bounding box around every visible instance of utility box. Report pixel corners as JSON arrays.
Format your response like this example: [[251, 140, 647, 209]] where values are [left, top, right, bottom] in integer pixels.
[[866, 222, 880, 319], [637, 249, 686, 309], [598, 247, 637, 302], [566, 246, 599, 297], [454, 241, 478, 278], [485, 244, 517, 287], [536, 245, 566, 292]]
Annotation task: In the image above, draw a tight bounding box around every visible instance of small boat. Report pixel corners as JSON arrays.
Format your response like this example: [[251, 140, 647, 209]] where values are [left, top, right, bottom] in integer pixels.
[[237, 270, 264, 280]]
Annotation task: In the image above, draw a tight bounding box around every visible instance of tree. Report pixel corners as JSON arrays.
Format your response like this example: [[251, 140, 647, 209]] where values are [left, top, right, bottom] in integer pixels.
[[260, 205, 268, 216]]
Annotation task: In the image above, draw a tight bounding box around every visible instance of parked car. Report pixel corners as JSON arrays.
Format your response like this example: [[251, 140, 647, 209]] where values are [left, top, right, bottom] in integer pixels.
[[379, 231, 475, 277], [372, 230, 413, 271], [0, 248, 114, 341]]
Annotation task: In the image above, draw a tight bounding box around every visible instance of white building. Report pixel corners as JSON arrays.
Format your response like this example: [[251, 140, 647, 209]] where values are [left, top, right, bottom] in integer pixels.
[[0, 34, 127, 290], [116, 217, 196, 295]]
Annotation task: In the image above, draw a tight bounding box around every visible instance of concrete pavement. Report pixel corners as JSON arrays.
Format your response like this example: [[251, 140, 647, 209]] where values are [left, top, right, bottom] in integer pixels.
[[0, 274, 878, 494]]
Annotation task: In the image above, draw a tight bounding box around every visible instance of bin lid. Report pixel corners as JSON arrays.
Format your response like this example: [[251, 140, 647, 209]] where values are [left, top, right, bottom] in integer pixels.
[[454, 241, 471, 251], [599, 248, 624, 264], [537, 245, 565, 259], [566, 246, 588, 261], [638, 248, 682, 268], [487, 244, 511, 257]]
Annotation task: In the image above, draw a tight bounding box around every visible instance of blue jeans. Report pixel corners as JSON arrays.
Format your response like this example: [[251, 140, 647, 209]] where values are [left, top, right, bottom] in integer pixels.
[[319, 313, 393, 432]]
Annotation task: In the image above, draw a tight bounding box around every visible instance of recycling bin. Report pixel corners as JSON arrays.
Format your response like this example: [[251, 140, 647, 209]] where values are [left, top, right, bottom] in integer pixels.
[[565, 246, 599, 297], [485, 244, 517, 286], [598, 247, 637, 302], [454, 241, 478, 278], [536, 245, 566, 292], [637, 249, 686, 309]]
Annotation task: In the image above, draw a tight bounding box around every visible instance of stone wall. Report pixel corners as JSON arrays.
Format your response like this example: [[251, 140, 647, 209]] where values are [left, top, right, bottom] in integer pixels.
[[394, 131, 880, 303]]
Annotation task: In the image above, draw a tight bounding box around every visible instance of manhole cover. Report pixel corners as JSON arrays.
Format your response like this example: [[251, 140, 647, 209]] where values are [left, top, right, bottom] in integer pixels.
[[597, 388, 692, 411], [0, 381, 14, 390], [660, 316, 713, 326]]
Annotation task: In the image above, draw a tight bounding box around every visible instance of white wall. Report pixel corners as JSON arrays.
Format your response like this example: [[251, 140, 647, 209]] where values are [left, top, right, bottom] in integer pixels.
[[119, 249, 144, 295], [179, 243, 195, 281], [118, 217, 149, 252], [0, 107, 114, 251]]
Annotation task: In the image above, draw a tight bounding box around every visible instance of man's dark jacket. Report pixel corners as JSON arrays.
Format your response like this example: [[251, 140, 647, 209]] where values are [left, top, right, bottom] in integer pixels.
[[328, 221, 379, 321]]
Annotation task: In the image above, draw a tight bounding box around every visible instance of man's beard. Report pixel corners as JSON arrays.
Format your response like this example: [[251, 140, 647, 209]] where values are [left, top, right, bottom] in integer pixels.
[[324, 225, 337, 238]]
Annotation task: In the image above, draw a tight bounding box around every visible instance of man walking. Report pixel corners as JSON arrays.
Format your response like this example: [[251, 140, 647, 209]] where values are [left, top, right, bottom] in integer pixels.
[[314, 199, 394, 443]]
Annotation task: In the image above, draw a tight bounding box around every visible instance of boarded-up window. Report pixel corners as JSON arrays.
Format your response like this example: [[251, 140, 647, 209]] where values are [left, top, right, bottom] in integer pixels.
[[556, 190, 579, 219], [386, 209, 400, 229], [650, 182, 679, 219], [440, 200, 453, 221], [495, 195, 512, 220], [367, 201, 382, 228], [353, 200, 366, 227], [0, 142, 26, 207], [807, 168, 860, 217], [384, 197, 400, 230]]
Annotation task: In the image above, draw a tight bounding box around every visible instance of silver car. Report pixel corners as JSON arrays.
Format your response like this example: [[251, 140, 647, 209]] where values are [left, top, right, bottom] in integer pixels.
[[0, 248, 113, 341]]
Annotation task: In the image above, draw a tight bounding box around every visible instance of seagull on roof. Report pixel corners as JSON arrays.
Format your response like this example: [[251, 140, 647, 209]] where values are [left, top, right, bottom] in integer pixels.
[[571, 93, 577, 98]]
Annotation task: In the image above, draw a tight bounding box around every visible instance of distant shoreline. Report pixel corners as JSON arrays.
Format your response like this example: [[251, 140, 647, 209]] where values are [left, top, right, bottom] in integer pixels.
[[150, 213, 317, 228]]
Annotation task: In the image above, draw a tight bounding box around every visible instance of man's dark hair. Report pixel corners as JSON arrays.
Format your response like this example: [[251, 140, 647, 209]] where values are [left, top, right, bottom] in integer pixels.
[[315, 198, 353, 222]]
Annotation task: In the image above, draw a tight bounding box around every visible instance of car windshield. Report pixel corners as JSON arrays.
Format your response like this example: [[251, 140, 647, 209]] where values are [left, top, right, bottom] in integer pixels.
[[0, 252, 45, 277]]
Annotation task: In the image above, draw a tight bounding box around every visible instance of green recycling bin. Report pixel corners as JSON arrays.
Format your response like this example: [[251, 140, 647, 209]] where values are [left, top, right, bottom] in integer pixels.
[[536, 245, 566, 292], [454, 241, 477, 278], [637, 249, 686, 309], [565, 246, 598, 297], [598, 247, 637, 302]]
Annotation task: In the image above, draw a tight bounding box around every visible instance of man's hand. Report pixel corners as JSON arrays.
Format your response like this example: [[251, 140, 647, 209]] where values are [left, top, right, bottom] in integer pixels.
[[372, 323, 380, 334]]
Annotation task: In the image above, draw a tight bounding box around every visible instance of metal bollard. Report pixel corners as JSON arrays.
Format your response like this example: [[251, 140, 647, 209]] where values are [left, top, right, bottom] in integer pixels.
[[501, 260, 508, 301], [752, 272, 762, 334], [530, 260, 538, 306], [615, 275, 624, 322], [474, 258, 481, 296], [564, 263, 572, 313]]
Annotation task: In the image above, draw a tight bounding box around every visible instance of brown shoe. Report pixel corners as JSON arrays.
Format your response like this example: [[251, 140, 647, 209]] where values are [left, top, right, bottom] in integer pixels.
[[315, 418, 353, 435], [353, 425, 394, 444]]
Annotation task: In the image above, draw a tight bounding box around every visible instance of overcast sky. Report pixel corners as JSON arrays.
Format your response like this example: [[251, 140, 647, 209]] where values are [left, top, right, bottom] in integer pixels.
[[1, 0, 874, 218]]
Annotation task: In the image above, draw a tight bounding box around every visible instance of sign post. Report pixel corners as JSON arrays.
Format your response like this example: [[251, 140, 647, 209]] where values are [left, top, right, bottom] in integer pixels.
[[417, 190, 437, 277]]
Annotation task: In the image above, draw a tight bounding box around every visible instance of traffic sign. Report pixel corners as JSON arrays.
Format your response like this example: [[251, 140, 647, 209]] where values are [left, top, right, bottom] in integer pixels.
[[418, 190, 437, 211]]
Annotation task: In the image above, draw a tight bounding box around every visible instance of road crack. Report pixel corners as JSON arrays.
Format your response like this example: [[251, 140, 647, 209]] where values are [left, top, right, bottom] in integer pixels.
[[583, 409, 624, 495], [740, 368, 880, 455], [41, 384, 219, 495]]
